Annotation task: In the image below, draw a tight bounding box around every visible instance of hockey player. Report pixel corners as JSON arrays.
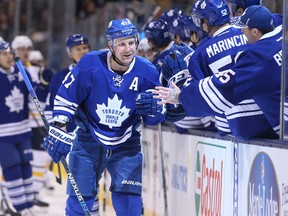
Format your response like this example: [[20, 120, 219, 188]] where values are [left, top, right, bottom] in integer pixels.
[[227, 0, 262, 16], [161, 0, 278, 140], [136, 37, 155, 62], [11, 35, 52, 209], [29, 50, 45, 67], [168, 14, 192, 46], [45, 33, 100, 215], [45, 33, 91, 132], [43, 18, 166, 216], [183, 15, 210, 49], [227, 0, 282, 27], [154, 5, 281, 139], [144, 19, 173, 73], [0, 40, 35, 215]]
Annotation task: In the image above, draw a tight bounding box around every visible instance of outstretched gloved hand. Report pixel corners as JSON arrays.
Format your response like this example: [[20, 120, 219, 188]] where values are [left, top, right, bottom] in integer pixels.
[[136, 89, 165, 117]]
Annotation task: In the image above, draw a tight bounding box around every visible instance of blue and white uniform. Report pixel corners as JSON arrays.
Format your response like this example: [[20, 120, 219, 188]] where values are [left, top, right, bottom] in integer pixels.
[[0, 65, 34, 212], [187, 24, 278, 139], [53, 50, 165, 214], [180, 25, 282, 138], [45, 64, 77, 132]]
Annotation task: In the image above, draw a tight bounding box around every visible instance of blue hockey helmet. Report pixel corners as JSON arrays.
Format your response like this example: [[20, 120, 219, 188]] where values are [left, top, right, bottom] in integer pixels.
[[226, 0, 262, 13], [159, 9, 183, 26], [144, 19, 171, 48], [65, 34, 89, 49], [169, 14, 191, 41], [192, 0, 230, 27], [0, 41, 11, 52], [183, 16, 204, 39], [106, 18, 139, 44]]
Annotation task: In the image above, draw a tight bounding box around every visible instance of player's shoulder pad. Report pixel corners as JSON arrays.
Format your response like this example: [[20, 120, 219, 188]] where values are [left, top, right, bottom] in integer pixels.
[[77, 49, 108, 69], [135, 55, 159, 78]]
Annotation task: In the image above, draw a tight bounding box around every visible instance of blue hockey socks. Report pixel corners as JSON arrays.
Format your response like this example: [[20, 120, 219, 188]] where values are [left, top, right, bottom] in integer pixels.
[[112, 192, 142, 216]]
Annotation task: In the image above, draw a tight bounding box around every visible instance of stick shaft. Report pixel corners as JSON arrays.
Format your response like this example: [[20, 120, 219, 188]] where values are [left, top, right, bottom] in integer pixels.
[[15, 57, 91, 216]]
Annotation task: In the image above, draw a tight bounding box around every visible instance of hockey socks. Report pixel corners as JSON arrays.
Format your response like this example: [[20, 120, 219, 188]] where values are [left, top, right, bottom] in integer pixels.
[[112, 192, 142, 216]]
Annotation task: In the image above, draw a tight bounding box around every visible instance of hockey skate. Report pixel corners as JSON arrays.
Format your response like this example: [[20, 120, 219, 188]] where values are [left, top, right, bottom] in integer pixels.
[[32, 193, 49, 214]]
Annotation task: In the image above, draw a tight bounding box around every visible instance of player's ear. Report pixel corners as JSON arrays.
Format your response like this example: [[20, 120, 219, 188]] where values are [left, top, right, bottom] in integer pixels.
[[251, 28, 259, 36]]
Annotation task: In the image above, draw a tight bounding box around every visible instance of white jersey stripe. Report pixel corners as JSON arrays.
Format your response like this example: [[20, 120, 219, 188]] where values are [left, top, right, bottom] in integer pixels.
[[93, 125, 133, 146], [0, 119, 31, 137]]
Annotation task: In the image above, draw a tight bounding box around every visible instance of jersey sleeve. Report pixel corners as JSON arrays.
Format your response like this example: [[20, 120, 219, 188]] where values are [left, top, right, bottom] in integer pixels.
[[179, 49, 276, 117], [53, 56, 94, 121]]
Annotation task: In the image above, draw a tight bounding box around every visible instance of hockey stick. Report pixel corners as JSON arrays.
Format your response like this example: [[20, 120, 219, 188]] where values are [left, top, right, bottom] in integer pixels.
[[15, 57, 91, 216], [158, 124, 168, 216]]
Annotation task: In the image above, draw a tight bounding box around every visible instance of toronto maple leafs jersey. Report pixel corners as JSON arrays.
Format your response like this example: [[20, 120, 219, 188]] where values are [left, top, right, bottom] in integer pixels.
[[53, 50, 165, 148], [180, 25, 282, 139], [45, 64, 77, 132], [0, 66, 31, 142], [186, 25, 277, 139]]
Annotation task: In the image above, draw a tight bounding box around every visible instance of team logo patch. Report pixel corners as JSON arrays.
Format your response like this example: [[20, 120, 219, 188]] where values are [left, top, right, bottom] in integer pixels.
[[5, 86, 24, 113], [95, 94, 130, 129]]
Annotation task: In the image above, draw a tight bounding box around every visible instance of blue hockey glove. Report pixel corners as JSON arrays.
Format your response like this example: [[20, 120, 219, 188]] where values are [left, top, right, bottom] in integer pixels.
[[171, 42, 194, 58], [136, 90, 164, 117], [165, 104, 186, 122], [162, 50, 190, 87], [43, 124, 75, 163]]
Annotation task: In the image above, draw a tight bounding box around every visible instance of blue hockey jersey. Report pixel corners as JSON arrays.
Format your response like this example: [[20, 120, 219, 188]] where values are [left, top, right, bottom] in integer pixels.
[[186, 25, 278, 139], [53, 50, 165, 148], [45, 64, 77, 132], [0, 66, 32, 142], [180, 25, 282, 138]]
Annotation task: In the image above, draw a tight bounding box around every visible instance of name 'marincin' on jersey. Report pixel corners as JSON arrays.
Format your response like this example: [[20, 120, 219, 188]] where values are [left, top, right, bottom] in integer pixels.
[[187, 24, 278, 139], [181, 25, 283, 139]]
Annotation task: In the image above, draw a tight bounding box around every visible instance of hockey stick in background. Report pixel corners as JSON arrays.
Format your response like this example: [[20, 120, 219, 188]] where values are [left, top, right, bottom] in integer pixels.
[[15, 57, 91, 216], [158, 124, 168, 216]]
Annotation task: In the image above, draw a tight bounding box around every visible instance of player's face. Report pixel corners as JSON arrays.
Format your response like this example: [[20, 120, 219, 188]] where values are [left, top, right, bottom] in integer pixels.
[[16, 47, 31, 65], [69, 44, 90, 63], [113, 37, 137, 65], [0, 49, 14, 70], [241, 27, 259, 44]]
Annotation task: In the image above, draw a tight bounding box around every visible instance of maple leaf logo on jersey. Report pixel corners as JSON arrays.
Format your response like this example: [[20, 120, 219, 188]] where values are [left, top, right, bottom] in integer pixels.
[[95, 94, 130, 129], [5, 86, 24, 113]]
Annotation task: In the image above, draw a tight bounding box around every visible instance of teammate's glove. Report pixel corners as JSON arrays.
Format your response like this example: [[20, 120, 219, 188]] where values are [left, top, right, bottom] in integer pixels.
[[43, 124, 75, 163], [171, 42, 194, 57], [162, 50, 190, 87], [165, 104, 186, 122], [136, 90, 164, 117]]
